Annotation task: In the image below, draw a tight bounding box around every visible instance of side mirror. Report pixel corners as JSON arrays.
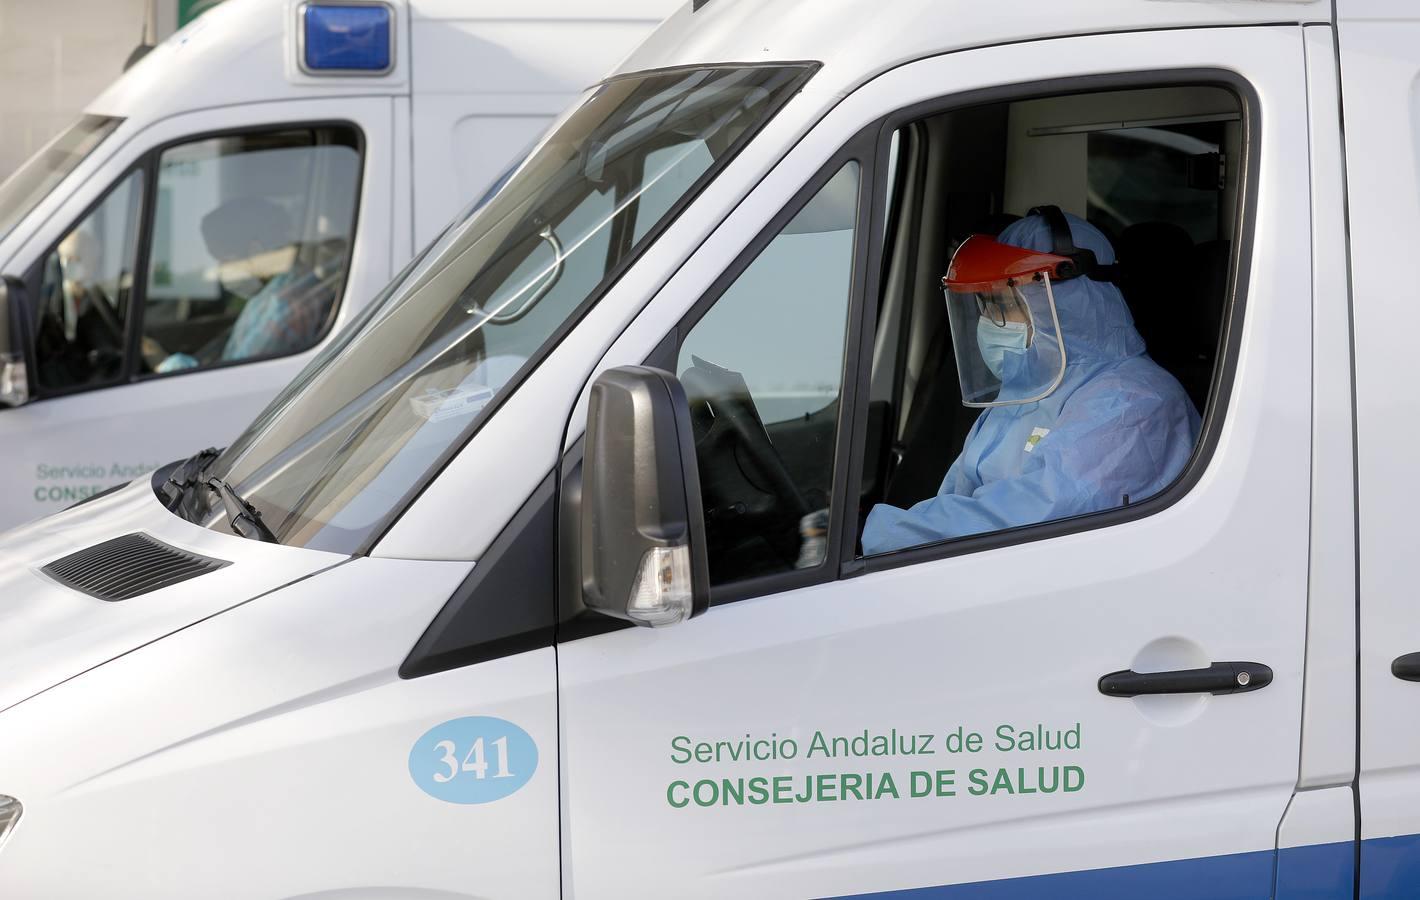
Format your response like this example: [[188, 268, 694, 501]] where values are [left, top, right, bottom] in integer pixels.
[[580, 365, 710, 627], [0, 276, 33, 408]]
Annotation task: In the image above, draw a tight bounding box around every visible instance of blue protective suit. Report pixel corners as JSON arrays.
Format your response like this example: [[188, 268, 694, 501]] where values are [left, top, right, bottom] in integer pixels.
[[861, 214, 1201, 555]]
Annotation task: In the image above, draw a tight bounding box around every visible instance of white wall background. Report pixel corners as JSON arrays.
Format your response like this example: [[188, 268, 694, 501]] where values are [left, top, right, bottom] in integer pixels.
[[0, 0, 179, 181]]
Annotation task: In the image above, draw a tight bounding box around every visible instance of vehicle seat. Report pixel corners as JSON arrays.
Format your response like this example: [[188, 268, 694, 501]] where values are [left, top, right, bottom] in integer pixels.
[[1116, 221, 1194, 362], [1116, 221, 1220, 411], [1183, 239, 1231, 411]]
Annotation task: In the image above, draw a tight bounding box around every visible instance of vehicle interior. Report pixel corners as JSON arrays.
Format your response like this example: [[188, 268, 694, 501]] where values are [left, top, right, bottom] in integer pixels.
[[138, 127, 360, 373], [681, 83, 1244, 585], [862, 84, 1242, 521], [33, 171, 144, 391]]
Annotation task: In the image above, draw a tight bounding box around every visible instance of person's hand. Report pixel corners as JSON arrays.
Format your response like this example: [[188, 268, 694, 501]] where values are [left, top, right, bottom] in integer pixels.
[[155, 352, 200, 374], [795, 508, 830, 569]]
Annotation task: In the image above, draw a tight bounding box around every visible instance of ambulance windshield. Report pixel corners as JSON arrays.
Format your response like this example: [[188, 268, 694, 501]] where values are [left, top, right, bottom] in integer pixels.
[[185, 64, 816, 552], [0, 115, 121, 244]]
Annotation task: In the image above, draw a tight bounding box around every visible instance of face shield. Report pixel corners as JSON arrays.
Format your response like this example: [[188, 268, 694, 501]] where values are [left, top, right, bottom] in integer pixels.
[[942, 235, 1069, 407]]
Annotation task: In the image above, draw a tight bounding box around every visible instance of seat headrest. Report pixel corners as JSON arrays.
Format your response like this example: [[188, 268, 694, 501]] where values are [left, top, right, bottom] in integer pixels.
[[200, 197, 293, 263], [1117, 221, 1194, 275]]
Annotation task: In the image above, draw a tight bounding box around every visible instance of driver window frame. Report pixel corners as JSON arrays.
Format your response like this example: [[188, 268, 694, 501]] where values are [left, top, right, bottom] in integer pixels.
[[637, 67, 1259, 609], [644, 125, 882, 607], [25, 164, 147, 399], [842, 68, 1259, 577], [18, 119, 366, 403]]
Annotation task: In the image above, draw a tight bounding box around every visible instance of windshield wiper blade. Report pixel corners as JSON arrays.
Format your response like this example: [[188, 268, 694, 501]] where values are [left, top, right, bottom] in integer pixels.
[[206, 477, 278, 543], [160, 446, 222, 510]]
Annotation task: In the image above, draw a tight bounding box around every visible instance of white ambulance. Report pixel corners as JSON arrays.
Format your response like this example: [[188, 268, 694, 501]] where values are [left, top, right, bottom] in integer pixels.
[[0, 0, 1415, 896], [0, 0, 675, 529]]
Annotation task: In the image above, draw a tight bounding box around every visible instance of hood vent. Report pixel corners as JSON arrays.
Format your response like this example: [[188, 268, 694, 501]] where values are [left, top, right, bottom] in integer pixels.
[[41, 533, 230, 602]]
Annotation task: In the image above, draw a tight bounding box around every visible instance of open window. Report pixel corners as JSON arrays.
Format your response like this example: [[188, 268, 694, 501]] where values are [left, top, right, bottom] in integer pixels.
[[858, 83, 1245, 556]]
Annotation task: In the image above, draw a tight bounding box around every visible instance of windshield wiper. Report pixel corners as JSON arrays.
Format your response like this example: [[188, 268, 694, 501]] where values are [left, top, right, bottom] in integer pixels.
[[206, 477, 278, 543], [160, 446, 222, 510]]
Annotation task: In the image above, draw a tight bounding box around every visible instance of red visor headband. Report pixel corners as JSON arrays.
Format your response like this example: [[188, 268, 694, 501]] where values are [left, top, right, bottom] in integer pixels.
[[943, 235, 1073, 292]]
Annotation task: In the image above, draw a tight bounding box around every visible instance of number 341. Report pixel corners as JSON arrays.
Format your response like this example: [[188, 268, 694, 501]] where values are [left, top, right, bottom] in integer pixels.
[[434, 736, 514, 782]]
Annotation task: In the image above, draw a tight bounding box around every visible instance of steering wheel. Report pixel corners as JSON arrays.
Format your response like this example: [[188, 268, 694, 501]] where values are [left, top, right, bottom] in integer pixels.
[[680, 355, 810, 564]]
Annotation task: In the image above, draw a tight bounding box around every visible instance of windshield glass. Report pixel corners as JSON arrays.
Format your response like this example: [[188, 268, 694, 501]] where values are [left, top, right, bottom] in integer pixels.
[[0, 115, 121, 243], [188, 64, 815, 553]]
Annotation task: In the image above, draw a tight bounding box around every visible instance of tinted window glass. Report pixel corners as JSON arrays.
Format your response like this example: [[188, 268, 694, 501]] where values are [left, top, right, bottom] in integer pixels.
[[139, 127, 360, 375], [859, 87, 1240, 556], [1087, 124, 1225, 244], [33, 169, 144, 392], [0, 115, 120, 243], [678, 162, 860, 584], [187, 65, 815, 552]]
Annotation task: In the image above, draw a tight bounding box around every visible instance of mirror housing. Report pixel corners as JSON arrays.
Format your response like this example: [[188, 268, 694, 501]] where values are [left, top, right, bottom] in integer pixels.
[[581, 365, 710, 627], [0, 276, 33, 408]]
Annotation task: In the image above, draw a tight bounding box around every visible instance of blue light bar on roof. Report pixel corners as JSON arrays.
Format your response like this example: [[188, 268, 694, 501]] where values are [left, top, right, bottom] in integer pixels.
[[302, 3, 393, 74]]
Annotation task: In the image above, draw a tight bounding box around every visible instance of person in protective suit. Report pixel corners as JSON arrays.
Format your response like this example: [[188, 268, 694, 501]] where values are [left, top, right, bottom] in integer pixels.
[[860, 207, 1200, 555]]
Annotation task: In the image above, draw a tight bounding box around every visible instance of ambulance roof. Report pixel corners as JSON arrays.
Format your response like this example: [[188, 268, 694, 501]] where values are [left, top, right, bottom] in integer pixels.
[[617, 0, 1331, 95], [85, 0, 679, 123], [86, 0, 407, 121]]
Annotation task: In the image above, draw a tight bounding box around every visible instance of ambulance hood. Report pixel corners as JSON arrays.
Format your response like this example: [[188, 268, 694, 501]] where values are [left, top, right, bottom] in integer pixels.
[[0, 477, 346, 714]]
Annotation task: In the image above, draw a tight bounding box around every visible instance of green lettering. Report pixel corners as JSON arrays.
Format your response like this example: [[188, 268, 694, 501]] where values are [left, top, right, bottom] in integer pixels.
[[667, 781, 689, 808], [693, 780, 717, 807], [841, 773, 864, 801], [773, 776, 793, 804], [748, 777, 770, 805], [995, 724, 1015, 751], [722, 778, 743, 806], [795, 777, 813, 803], [670, 736, 692, 764], [910, 770, 931, 798], [874, 772, 899, 800]]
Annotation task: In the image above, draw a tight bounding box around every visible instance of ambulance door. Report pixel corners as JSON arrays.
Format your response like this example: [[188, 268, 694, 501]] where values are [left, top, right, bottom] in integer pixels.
[[559, 27, 1317, 898], [0, 98, 392, 529], [1339, 5, 1420, 894]]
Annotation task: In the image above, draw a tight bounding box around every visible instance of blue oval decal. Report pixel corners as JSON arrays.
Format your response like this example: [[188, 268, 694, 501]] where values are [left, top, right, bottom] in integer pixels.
[[409, 716, 538, 804]]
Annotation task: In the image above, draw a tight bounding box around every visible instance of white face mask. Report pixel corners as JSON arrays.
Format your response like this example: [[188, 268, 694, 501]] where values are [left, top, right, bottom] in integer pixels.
[[976, 318, 1030, 378], [59, 252, 93, 285]]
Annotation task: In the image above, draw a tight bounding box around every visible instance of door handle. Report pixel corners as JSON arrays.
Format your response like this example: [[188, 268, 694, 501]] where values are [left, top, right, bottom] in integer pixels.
[[1098, 662, 1272, 698], [1392, 652, 1420, 682]]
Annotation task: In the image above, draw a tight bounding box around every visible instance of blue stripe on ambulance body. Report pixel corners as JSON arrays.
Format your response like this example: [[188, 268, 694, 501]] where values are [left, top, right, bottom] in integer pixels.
[[832, 840, 1365, 899]]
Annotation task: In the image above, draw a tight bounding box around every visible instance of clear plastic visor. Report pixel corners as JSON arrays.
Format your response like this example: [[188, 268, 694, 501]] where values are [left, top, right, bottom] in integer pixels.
[[944, 272, 1066, 407]]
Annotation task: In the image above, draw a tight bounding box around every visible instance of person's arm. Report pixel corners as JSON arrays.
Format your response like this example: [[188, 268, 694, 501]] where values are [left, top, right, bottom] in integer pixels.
[[861, 381, 1192, 555]]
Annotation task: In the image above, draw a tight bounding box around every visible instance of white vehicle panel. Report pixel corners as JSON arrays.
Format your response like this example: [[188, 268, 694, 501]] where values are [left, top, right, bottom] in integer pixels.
[[1341, 5, 1420, 865], [0, 555, 561, 899], [559, 25, 1314, 897], [0, 478, 344, 714], [410, 95, 569, 247], [92, 0, 409, 122], [406, 2, 679, 243], [615, 0, 1330, 89], [1298, 23, 1358, 791]]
